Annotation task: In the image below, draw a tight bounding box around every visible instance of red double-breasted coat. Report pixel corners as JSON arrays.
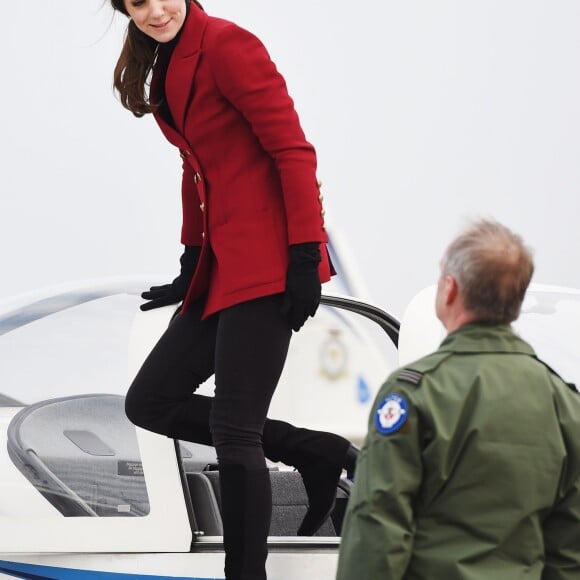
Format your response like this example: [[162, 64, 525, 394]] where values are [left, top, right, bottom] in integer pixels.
[[150, 3, 331, 317]]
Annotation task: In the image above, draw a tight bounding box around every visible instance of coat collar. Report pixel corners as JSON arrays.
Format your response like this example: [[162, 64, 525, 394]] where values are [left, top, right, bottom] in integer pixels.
[[151, 2, 208, 138], [438, 323, 536, 356]]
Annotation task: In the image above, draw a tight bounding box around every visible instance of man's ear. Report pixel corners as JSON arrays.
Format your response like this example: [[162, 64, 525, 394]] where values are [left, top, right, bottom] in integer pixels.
[[444, 275, 459, 305]]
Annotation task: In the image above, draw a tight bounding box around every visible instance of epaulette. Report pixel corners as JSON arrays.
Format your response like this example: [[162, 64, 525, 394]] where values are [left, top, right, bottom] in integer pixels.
[[396, 368, 424, 386], [534, 356, 579, 395]]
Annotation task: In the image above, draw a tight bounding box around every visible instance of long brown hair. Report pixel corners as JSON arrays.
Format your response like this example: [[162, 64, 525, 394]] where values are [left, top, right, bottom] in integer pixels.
[[110, 1, 203, 118]]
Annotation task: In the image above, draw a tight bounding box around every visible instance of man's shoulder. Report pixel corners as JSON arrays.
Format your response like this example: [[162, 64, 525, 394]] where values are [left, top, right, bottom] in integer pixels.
[[534, 356, 579, 395], [393, 351, 453, 387]]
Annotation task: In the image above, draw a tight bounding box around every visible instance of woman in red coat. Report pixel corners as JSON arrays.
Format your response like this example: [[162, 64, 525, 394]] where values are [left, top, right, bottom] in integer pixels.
[[110, 1, 356, 578]]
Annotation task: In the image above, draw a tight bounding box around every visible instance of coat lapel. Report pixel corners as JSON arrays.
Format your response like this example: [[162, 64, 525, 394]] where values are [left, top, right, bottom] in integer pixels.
[[163, 3, 208, 133]]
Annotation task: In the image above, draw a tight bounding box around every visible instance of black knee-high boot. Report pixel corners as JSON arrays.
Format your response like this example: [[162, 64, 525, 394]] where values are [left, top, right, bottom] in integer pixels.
[[261, 420, 358, 536], [218, 464, 272, 580]]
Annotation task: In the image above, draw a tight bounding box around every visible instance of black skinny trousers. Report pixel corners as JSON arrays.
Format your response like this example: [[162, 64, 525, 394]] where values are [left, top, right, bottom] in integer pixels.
[[125, 293, 292, 469]]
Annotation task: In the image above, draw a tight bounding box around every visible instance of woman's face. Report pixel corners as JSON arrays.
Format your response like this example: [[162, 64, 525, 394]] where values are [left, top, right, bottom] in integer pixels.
[[124, 0, 187, 43]]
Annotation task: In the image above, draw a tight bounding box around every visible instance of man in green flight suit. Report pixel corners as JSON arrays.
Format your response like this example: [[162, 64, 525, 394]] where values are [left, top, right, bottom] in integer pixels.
[[337, 219, 580, 580]]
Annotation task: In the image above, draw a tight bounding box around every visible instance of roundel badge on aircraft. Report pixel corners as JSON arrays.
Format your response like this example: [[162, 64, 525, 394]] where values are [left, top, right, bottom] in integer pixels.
[[319, 329, 348, 380], [375, 393, 408, 435]]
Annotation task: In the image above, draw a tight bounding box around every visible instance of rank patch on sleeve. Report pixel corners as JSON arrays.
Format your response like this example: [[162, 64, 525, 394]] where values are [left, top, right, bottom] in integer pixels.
[[375, 393, 408, 435], [397, 368, 423, 385]]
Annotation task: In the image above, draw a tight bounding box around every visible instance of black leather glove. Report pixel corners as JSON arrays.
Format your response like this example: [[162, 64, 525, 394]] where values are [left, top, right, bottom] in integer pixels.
[[140, 245, 201, 311], [281, 242, 322, 331]]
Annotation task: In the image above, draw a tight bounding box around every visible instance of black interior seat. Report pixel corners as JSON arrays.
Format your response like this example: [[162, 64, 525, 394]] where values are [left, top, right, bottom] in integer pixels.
[[188, 469, 351, 537]]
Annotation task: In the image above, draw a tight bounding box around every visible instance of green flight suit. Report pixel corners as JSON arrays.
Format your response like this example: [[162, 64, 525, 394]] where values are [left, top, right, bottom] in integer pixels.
[[337, 323, 580, 580]]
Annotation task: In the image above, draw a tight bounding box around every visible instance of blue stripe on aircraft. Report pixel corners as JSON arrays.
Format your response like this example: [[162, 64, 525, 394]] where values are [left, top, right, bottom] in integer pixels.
[[0, 560, 223, 580]]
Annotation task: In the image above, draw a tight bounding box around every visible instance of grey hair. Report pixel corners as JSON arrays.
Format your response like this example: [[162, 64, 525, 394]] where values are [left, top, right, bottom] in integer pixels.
[[441, 219, 534, 324]]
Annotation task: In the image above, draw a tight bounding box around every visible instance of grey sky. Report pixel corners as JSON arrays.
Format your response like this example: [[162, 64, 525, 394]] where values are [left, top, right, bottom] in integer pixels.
[[1, 1, 579, 318]]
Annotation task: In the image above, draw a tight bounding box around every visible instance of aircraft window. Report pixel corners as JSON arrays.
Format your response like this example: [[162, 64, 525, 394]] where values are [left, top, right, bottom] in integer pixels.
[[0, 293, 141, 405], [5, 394, 150, 517], [0, 289, 155, 519]]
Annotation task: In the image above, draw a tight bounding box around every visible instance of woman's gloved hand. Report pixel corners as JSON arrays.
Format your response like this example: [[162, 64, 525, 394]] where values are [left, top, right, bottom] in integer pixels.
[[281, 242, 321, 331], [140, 245, 201, 311]]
